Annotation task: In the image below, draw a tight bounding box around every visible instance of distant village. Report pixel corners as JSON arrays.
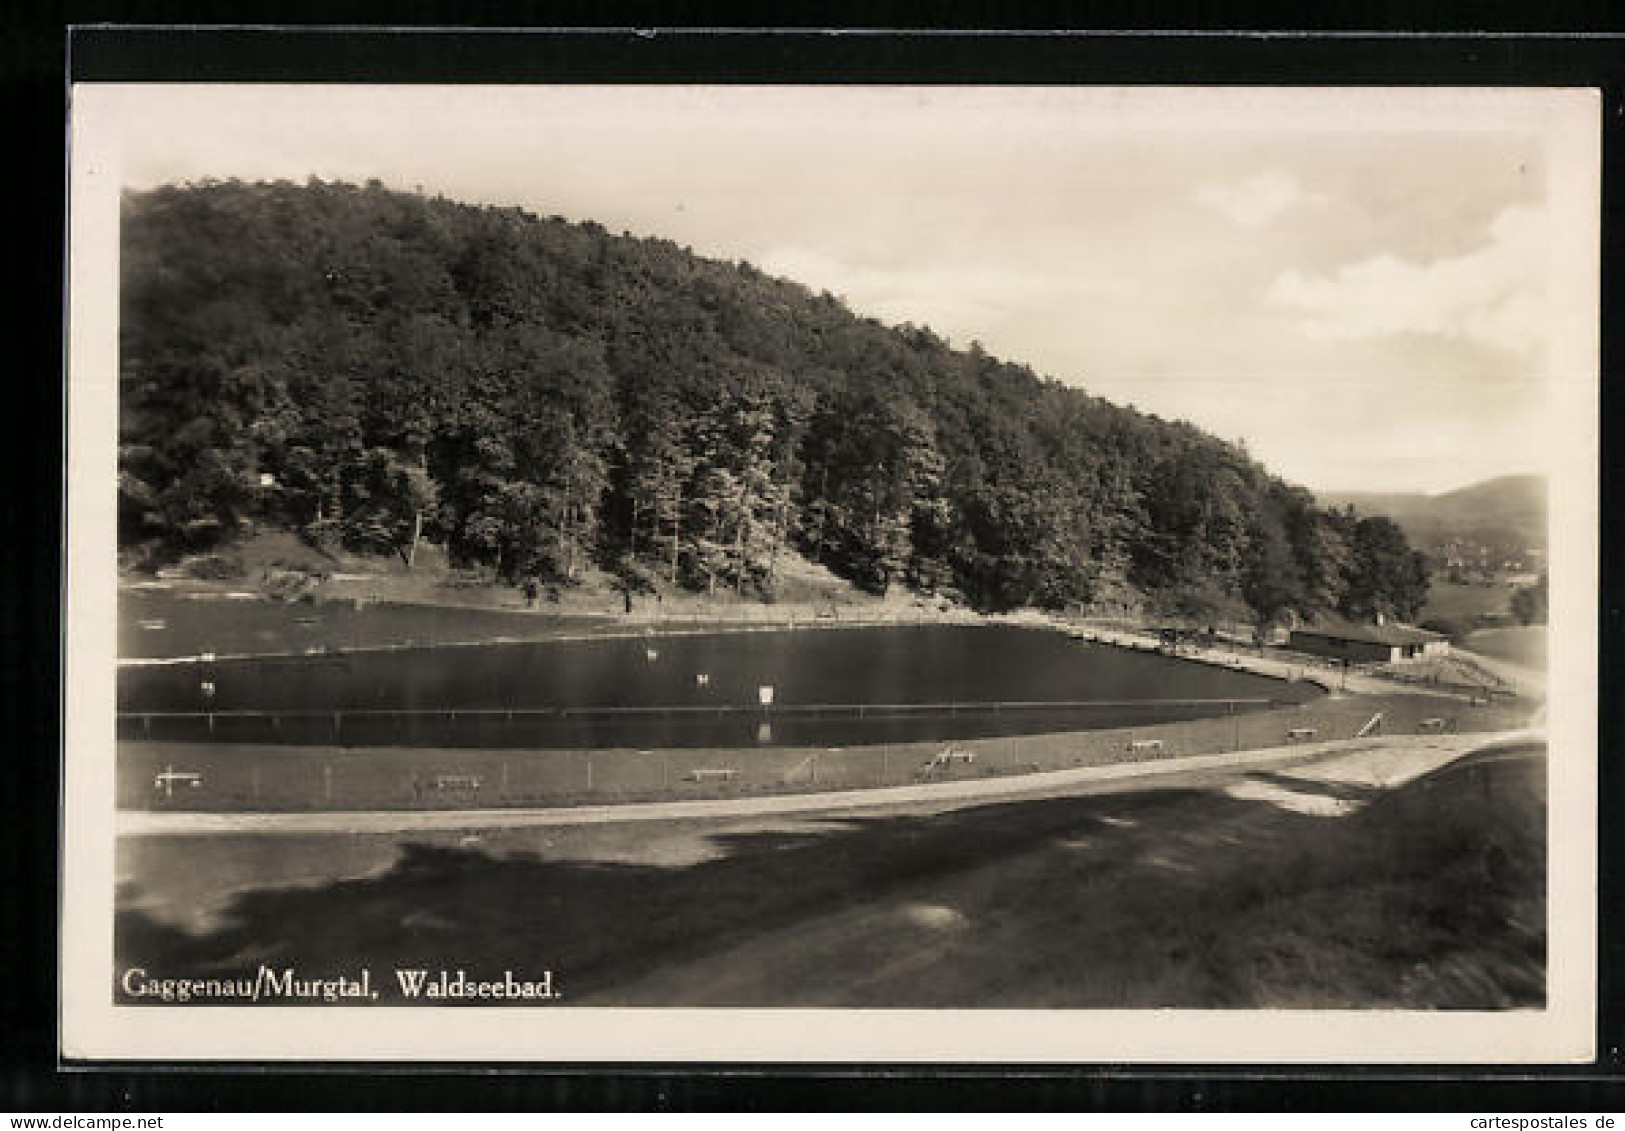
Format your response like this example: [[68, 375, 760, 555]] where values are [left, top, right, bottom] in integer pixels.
[[1435, 537, 1546, 592]]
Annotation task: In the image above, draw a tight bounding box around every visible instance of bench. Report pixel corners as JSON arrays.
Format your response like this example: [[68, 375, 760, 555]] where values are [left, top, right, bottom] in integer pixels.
[[1127, 739, 1164, 753], [918, 748, 976, 776], [1418, 718, 1447, 732], [1286, 727, 1317, 741], [431, 775, 482, 791], [687, 767, 739, 782]]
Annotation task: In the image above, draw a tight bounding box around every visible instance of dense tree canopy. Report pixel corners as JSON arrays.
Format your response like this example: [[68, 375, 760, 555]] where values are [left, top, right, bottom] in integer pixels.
[[1511, 573, 1549, 626], [119, 178, 1429, 623]]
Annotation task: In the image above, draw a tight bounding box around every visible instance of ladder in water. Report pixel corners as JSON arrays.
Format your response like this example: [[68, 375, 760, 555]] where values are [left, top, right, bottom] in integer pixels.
[[1354, 711, 1384, 739]]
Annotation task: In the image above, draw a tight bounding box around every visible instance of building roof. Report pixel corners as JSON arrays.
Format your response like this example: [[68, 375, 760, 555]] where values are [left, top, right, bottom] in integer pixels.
[[1290, 618, 1444, 646]]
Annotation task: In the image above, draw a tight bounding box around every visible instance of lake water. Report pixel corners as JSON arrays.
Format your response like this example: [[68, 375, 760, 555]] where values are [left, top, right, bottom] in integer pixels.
[[118, 624, 1318, 748]]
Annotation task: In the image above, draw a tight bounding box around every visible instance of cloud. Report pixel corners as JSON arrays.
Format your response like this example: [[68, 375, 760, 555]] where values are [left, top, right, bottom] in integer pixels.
[[1265, 206, 1549, 357], [1196, 171, 1316, 228], [756, 245, 1129, 345]]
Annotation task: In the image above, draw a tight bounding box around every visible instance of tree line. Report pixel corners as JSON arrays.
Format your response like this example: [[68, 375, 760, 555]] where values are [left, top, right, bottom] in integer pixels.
[[118, 178, 1429, 627]]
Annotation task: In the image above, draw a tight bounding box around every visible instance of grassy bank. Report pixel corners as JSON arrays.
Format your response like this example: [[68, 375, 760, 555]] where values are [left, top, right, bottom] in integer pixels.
[[122, 532, 942, 660], [1463, 625, 1547, 669], [1420, 580, 1518, 634], [115, 741, 1545, 1008], [118, 691, 1529, 813], [120, 582, 971, 662]]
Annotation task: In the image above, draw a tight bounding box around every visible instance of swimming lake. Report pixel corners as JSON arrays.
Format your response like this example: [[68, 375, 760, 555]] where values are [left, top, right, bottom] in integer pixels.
[[118, 624, 1319, 748]]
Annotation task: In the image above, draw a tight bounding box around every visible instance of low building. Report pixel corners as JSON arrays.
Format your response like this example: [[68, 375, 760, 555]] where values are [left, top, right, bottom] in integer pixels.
[[1288, 618, 1449, 664]]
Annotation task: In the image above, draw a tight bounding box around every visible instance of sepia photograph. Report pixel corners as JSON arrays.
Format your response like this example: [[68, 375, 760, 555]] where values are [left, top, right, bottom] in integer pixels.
[[62, 82, 1599, 1062]]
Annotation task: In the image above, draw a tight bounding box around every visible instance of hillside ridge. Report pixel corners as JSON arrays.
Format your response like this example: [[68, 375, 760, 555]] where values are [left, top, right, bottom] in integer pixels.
[[1319, 474, 1546, 561]]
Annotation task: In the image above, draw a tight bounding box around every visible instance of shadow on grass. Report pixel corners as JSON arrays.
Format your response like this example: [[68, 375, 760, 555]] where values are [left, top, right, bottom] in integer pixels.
[[115, 745, 1546, 1009], [1239, 771, 1383, 804]]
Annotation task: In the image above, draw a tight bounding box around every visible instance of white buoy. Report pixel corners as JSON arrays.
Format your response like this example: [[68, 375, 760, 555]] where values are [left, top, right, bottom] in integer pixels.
[[758, 685, 774, 706], [646, 648, 658, 662]]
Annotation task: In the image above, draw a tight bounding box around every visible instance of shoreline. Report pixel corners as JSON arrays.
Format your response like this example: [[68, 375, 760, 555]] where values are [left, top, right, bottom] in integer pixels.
[[120, 578, 1531, 706], [115, 611, 985, 668]]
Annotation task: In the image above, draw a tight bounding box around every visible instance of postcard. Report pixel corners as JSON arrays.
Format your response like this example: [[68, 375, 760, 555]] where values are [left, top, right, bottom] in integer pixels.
[[62, 82, 1599, 1062]]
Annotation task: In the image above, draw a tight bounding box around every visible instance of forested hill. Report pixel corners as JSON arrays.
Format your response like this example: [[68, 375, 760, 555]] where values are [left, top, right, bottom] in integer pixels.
[[118, 178, 1428, 625]]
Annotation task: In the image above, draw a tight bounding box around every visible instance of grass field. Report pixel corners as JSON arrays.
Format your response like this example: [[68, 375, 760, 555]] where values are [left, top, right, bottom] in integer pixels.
[[120, 587, 621, 660], [120, 583, 967, 661], [122, 533, 927, 660], [115, 741, 1545, 1009], [1420, 581, 1516, 633], [116, 690, 1530, 813], [1463, 626, 1547, 670]]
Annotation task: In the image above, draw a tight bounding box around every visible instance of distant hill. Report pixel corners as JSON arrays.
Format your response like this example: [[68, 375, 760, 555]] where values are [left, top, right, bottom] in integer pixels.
[[1320, 475, 1546, 560]]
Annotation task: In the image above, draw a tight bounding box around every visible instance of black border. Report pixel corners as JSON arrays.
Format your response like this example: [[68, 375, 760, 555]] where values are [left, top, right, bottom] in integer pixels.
[[7, 16, 1623, 1111]]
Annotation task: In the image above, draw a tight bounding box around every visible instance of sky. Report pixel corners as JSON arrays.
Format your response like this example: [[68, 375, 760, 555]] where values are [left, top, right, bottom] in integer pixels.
[[84, 84, 1598, 495]]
